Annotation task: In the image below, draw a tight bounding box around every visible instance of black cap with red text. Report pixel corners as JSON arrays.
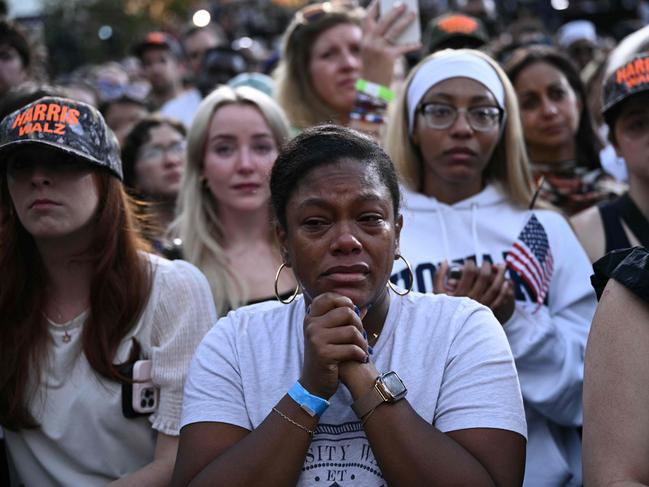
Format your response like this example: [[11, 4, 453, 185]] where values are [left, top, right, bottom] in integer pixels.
[[0, 96, 123, 180], [603, 53, 649, 125]]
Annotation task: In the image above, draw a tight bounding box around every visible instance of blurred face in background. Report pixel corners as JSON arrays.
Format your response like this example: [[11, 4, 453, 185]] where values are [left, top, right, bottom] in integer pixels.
[[140, 48, 181, 95], [135, 123, 186, 198], [513, 61, 581, 159], [104, 100, 149, 145], [202, 103, 278, 216], [308, 22, 362, 117], [567, 40, 596, 71], [184, 29, 220, 78], [0, 43, 27, 95]]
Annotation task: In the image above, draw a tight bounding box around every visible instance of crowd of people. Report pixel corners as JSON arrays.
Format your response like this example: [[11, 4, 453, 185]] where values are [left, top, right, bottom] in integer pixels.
[[1, 0, 649, 485]]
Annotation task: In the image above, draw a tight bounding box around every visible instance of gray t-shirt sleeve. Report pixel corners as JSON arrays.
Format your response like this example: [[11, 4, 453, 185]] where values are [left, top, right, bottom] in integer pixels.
[[181, 314, 252, 431], [433, 299, 527, 438]]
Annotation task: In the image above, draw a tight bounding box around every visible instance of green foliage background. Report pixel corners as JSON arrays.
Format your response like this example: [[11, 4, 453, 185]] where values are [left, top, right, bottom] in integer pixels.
[[42, 0, 189, 76]]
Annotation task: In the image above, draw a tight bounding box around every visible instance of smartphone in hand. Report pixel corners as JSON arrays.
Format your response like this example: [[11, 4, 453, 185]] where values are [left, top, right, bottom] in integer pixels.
[[379, 0, 421, 45], [121, 359, 159, 418]]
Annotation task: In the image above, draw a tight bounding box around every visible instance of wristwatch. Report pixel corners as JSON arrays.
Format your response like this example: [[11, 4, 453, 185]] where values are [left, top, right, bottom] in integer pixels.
[[351, 371, 407, 419]]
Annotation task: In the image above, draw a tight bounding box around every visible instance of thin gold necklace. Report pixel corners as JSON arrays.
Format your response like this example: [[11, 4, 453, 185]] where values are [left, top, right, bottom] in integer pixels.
[[46, 300, 73, 343]]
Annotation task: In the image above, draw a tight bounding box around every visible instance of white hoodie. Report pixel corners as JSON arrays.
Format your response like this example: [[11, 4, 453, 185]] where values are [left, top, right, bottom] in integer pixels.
[[393, 183, 596, 487]]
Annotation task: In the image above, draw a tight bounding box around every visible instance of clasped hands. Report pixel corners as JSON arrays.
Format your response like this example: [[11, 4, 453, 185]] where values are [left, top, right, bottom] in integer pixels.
[[434, 260, 516, 325], [300, 293, 378, 401]]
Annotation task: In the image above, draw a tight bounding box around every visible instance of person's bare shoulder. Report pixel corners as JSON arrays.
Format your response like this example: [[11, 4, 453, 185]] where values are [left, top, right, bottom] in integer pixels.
[[570, 206, 604, 264]]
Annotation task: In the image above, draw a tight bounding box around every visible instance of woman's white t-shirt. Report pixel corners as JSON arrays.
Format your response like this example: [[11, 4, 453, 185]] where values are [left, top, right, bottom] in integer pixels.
[[182, 292, 526, 486]]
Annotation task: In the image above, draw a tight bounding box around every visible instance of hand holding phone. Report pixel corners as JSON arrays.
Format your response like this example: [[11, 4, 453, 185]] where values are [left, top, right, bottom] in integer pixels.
[[444, 263, 463, 292], [378, 0, 421, 46], [435, 260, 515, 324], [360, 0, 422, 87]]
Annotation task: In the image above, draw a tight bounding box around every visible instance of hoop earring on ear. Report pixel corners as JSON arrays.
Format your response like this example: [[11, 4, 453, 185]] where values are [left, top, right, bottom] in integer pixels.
[[275, 263, 300, 304], [387, 254, 413, 297]]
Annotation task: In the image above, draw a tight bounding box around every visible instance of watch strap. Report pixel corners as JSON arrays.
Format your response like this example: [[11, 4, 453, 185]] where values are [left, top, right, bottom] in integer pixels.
[[288, 381, 330, 417], [351, 376, 385, 419]]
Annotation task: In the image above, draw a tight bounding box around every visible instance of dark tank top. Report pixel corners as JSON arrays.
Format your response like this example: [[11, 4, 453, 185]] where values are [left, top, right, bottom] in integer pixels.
[[597, 193, 649, 253]]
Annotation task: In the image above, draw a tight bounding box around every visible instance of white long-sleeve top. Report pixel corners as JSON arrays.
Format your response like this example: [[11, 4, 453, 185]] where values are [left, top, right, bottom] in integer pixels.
[[393, 183, 596, 487]]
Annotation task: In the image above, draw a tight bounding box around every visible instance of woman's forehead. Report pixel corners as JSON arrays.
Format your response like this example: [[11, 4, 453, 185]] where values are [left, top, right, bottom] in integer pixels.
[[291, 159, 388, 200], [423, 77, 496, 104], [303, 158, 378, 182]]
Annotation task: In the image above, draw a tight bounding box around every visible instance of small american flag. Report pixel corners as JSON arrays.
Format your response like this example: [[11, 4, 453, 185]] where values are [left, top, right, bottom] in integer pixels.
[[505, 214, 554, 308]]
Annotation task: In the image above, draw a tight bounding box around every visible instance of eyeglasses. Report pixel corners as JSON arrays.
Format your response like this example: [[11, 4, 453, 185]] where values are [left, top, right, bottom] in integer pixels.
[[138, 140, 186, 161], [96, 79, 150, 103], [294, 0, 358, 26], [418, 102, 503, 132]]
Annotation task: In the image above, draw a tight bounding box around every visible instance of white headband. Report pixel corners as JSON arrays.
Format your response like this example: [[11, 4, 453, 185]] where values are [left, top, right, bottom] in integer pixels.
[[406, 52, 506, 135]]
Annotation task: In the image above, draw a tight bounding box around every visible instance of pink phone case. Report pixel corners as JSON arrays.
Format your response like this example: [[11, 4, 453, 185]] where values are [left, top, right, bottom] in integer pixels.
[[132, 360, 159, 414]]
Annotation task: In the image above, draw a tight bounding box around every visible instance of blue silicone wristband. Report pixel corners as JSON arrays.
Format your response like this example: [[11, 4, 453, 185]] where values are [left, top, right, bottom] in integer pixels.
[[288, 382, 330, 417]]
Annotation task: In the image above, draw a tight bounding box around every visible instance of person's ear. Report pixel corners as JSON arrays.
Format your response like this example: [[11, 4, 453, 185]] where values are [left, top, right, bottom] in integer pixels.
[[275, 223, 291, 266]]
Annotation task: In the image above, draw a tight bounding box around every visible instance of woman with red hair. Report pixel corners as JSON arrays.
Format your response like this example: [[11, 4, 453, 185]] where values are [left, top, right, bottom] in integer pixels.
[[0, 96, 216, 486]]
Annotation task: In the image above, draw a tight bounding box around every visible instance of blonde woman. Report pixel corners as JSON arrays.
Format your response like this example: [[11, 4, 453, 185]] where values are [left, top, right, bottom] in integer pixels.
[[383, 49, 597, 486], [171, 85, 295, 314], [274, 0, 418, 130]]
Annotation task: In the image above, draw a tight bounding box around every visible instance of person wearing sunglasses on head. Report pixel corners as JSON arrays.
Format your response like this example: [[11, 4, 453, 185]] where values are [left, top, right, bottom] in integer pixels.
[[274, 0, 420, 133], [181, 24, 227, 82], [384, 49, 597, 486], [504, 46, 621, 216]]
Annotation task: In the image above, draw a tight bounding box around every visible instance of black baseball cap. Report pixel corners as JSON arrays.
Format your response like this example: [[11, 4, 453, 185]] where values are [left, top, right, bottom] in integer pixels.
[[424, 13, 489, 53], [602, 53, 649, 125], [132, 31, 183, 60], [0, 96, 123, 180]]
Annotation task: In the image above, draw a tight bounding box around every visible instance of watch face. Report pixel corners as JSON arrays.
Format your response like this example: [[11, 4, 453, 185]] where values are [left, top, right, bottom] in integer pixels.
[[381, 371, 407, 400]]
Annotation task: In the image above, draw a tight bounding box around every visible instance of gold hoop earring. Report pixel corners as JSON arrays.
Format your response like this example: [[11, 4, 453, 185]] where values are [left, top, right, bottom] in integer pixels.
[[275, 263, 300, 304], [387, 254, 413, 297]]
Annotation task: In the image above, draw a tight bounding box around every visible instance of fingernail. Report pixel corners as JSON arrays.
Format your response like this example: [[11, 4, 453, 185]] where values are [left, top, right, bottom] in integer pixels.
[[306, 304, 311, 315], [362, 329, 368, 340], [368, 346, 374, 355], [364, 354, 370, 363], [354, 306, 361, 317]]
